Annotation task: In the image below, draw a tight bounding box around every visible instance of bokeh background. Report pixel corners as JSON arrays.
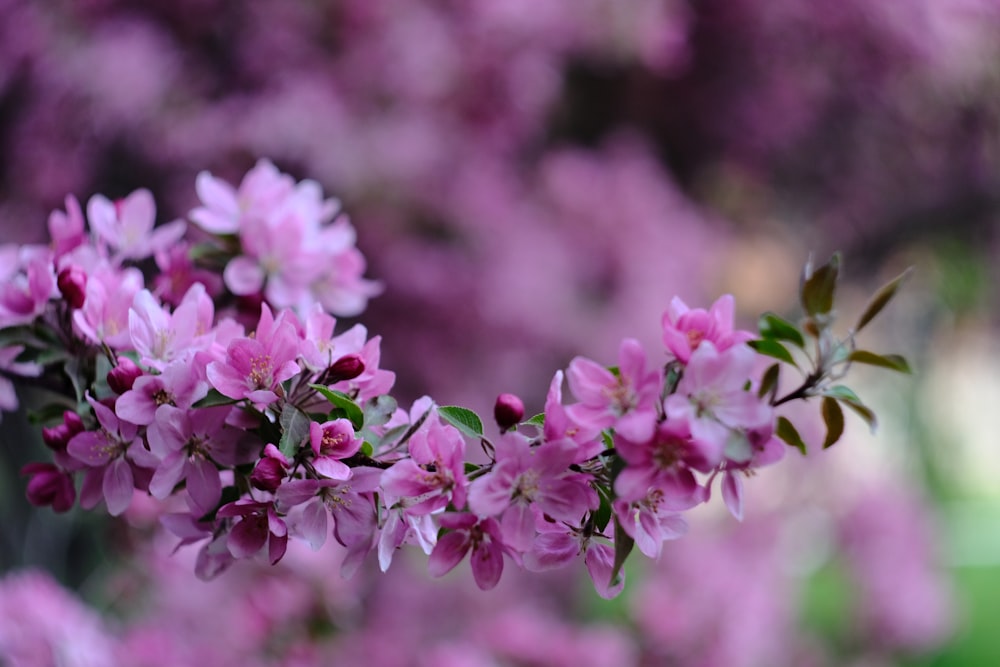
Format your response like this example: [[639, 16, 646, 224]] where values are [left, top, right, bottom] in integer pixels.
[[1, 1, 1000, 664]]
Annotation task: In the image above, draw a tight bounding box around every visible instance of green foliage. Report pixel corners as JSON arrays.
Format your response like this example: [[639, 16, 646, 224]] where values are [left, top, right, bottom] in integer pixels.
[[309, 385, 365, 430], [437, 406, 484, 439]]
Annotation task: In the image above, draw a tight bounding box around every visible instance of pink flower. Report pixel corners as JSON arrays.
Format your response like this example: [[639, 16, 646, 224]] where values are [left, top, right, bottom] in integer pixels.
[[67, 395, 157, 516], [0, 246, 55, 328], [428, 513, 507, 590], [146, 405, 247, 516], [206, 304, 301, 404], [542, 371, 602, 462], [565, 338, 661, 443], [613, 494, 688, 558], [115, 359, 207, 426], [613, 420, 709, 509], [72, 264, 145, 350], [47, 194, 86, 259], [663, 342, 773, 467], [308, 418, 362, 480], [128, 285, 210, 370], [467, 432, 597, 552], [661, 294, 754, 364], [380, 415, 468, 515], [86, 189, 185, 263], [216, 499, 288, 565], [190, 159, 294, 235]]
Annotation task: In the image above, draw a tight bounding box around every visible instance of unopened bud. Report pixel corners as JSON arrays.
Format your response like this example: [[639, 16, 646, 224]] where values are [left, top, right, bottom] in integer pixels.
[[57, 266, 87, 309], [107, 357, 142, 394], [41, 411, 86, 452], [328, 354, 365, 383], [494, 393, 525, 431], [22, 463, 76, 513], [250, 457, 286, 493]]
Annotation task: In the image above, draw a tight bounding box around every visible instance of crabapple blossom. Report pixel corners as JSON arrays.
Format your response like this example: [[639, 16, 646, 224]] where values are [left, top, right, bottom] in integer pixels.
[[662, 294, 755, 364]]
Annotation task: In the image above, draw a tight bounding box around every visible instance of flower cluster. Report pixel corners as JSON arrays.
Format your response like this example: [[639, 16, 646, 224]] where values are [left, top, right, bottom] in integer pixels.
[[1, 162, 909, 596]]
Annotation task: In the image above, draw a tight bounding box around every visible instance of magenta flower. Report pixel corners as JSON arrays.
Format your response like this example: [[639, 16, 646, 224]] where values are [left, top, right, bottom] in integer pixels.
[[67, 395, 157, 515], [276, 467, 381, 557], [206, 304, 301, 404], [428, 513, 507, 590], [21, 463, 76, 513], [614, 420, 709, 509], [190, 158, 294, 235], [0, 247, 55, 328], [380, 415, 468, 515], [565, 338, 662, 443], [613, 494, 688, 558], [308, 418, 362, 480], [661, 294, 754, 364], [146, 405, 247, 516], [115, 359, 207, 426], [47, 194, 86, 259], [468, 433, 598, 552], [216, 499, 288, 565]]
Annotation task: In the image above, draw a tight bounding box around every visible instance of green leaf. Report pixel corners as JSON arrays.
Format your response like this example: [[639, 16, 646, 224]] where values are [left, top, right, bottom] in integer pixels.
[[758, 312, 805, 348], [847, 350, 912, 374], [193, 388, 240, 408], [758, 363, 780, 401], [308, 384, 364, 430], [775, 416, 807, 455], [748, 339, 798, 367], [800, 253, 840, 316], [610, 516, 635, 590], [821, 397, 844, 449], [360, 441, 374, 457], [438, 406, 484, 439], [594, 488, 612, 533], [363, 395, 398, 429], [28, 402, 77, 426], [522, 413, 545, 428], [278, 403, 312, 459], [822, 385, 877, 432], [855, 267, 912, 332], [64, 357, 86, 404]]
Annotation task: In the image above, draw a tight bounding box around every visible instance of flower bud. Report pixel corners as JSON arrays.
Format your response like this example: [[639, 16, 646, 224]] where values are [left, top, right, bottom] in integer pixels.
[[41, 411, 86, 452], [22, 463, 76, 513], [107, 357, 142, 394], [494, 393, 525, 431], [57, 266, 87, 309], [250, 457, 286, 492], [328, 353, 365, 383]]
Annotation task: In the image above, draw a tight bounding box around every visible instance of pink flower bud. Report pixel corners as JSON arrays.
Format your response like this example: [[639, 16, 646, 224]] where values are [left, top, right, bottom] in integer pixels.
[[57, 266, 87, 309], [22, 463, 76, 513], [250, 457, 286, 492], [328, 353, 365, 382], [107, 357, 143, 394], [41, 411, 85, 452], [494, 393, 525, 431]]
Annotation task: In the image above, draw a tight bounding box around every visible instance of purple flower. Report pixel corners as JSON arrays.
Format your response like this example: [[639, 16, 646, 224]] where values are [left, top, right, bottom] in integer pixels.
[[308, 418, 362, 480], [217, 499, 288, 565], [428, 513, 507, 590], [381, 414, 468, 515]]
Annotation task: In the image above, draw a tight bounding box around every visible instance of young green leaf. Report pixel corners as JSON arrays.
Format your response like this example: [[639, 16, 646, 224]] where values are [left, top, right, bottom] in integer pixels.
[[847, 350, 912, 374], [775, 416, 808, 455], [438, 406, 484, 439], [855, 267, 912, 332], [522, 413, 546, 428], [748, 339, 799, 367], [758, 363, 780, 401], [758, 312, 805, 348], [308, 384, 365, 430], [822, 385, 877, 432], [821, 396, 844, 449], [800, 252, 840, 316]]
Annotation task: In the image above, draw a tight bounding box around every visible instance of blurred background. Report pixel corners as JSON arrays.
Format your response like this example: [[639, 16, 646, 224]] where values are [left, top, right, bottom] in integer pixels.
[[1, 0, 999, 664]]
